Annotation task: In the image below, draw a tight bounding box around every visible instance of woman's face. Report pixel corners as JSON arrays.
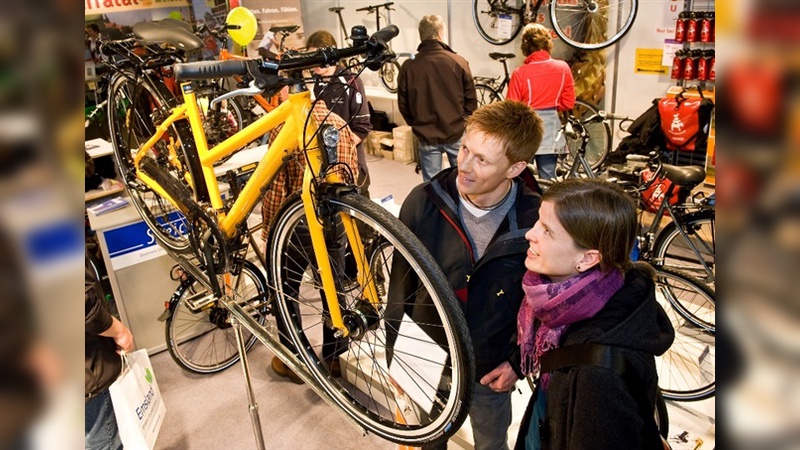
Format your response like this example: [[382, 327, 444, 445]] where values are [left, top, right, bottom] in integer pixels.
[[525, 201, 590, 282]]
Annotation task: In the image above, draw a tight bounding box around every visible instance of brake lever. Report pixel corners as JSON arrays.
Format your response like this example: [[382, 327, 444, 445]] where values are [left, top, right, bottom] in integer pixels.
[[210, 81, 263, 108]]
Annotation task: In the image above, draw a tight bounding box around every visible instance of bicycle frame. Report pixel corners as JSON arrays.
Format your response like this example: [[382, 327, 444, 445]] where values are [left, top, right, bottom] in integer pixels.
[[132, 82, 381, 337]]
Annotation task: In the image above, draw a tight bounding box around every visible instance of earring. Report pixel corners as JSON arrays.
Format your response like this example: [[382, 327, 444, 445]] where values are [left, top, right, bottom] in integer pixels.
[[576, 264, 581, 272]]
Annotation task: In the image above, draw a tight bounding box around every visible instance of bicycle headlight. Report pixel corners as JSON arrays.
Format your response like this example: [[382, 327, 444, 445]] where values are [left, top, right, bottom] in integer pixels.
[[319, 124, 339, 170]]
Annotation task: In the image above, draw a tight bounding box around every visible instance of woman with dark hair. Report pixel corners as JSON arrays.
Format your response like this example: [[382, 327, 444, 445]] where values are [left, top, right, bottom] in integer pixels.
[[515, 178, 674, 449], [507, 24, 575, 181]]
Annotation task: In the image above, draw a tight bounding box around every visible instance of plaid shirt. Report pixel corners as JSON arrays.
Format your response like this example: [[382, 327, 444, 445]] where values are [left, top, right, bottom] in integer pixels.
[[261, 101, 359, 239]]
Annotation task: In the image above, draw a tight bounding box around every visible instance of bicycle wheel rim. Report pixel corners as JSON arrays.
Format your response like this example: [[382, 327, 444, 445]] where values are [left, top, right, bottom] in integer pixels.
[[654, 269, 715, 401], [166, 261, 267, 374], [475, 84, 503, 108], [655, 213, 715, 283], [550, 0, 637, 50], [571, 100, 611, 170], [380, 60, 401, 94], [473, 0, 525, 45], [268, 194, 473, 446], [108, 72, 193, 252]]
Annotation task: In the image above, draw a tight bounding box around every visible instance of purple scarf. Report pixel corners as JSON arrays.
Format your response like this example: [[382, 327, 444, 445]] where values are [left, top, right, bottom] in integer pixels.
[[517, 268, 624, 381]]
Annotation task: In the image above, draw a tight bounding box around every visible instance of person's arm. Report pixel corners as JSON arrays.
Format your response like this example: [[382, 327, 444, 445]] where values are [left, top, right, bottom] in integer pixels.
[[100, 317, 134, 354], [558, 65, 576, 111], [479, 361, 520, 392], [397, 62, 413, 126], [506, 70, 524, 102], [462, 65, 478, 117], [567, 367, 643, 449], [348, 76, 372, 144]]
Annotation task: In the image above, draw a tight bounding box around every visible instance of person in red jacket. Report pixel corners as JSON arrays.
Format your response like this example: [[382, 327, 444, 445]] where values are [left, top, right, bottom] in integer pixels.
[[507, 24, 575, 180]]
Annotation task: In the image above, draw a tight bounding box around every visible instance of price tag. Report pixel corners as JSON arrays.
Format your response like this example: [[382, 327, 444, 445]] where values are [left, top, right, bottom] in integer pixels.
[[497, 14, 513, 40]]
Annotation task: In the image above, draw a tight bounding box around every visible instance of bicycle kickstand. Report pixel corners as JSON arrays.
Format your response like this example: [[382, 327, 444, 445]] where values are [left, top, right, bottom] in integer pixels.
[[231, 316, 267, 450]]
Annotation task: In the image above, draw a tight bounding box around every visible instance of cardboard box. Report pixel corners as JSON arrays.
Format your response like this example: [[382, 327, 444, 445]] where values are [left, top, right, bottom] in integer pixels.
[[380, 149, 394, 160], [366, 131, 393, 156], [392, 126, 417, 163]]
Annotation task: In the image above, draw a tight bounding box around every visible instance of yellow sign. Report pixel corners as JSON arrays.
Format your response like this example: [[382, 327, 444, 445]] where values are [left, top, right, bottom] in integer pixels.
[[634, 48, 670, 75], [85, 0, 191, 16]]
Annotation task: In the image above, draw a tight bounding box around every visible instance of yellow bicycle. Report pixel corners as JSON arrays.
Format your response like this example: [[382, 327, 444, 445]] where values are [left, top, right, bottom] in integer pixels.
[[107, 23, 473, 447]]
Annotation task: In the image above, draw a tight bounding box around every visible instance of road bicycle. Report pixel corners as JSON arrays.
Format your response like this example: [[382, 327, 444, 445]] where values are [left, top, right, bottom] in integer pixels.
[[331, 2, 410, 93], [106, 22, 475, 447], [472, 0, 637, 50], [472, 53, 611, 169]]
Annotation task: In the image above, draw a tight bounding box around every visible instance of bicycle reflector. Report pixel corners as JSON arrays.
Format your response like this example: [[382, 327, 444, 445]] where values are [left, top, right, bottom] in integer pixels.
[[319, 124, 339, 171]]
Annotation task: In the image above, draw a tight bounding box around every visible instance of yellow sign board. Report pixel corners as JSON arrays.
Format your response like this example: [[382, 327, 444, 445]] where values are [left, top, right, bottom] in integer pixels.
[[634, 48, 670, 75], [85, 0, 191, 16]]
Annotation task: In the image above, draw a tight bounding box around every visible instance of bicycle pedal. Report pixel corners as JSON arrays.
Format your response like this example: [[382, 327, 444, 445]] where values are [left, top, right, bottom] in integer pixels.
[[186, 291, 217, 313]]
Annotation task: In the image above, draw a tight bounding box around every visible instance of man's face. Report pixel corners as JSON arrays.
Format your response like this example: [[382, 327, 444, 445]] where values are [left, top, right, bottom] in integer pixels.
[[456, 128, 519, 200]]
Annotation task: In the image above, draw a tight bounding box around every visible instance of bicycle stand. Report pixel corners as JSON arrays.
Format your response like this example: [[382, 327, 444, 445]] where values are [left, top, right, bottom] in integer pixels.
[[232, 315, 266, 450]]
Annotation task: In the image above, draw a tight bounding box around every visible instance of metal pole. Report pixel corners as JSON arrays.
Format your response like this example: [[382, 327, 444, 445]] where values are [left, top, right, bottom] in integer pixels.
[[232, 316, 266, 450]]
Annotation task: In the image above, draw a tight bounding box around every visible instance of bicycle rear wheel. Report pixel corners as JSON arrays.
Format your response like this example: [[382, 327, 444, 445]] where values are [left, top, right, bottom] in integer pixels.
[[195, 85, 248, 149], [475, 83, 503, 107], [654, 210, 715, 283], [550, 0, 637, 50], [473, 0, 526, 46], [654, 268, 715, 401], [108, 71, 198, 253], [380, 60, 401, 94], [562, 100, 612, 172], [267, 193, 474, 446], [165, 260, 268, 374]]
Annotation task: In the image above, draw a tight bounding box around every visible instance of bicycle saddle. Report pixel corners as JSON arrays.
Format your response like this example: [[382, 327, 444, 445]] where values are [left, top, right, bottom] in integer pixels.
[[270, 25, 300, 34], [489, 52, 516, 61], [329, 6, 344, 12], [133, 19, 203, 51], [661, 164, 706, 187]]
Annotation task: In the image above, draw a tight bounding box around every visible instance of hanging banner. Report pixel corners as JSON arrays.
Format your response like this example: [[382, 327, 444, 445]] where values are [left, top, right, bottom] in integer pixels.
[[239, 0, 305, 56], [85, 0, 191, 16]]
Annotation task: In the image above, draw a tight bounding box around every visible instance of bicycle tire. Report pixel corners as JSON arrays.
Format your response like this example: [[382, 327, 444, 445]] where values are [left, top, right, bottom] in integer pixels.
[[653, 210, 715, 283], [550, 0, 638, 50], [165, 260, 268, 374], [473, 0, 526, 46], [654, 268, 715, 401], [267, 193, 474, 446], [475, 83, 503, 108], [380, 59, 401, 94], [108, 71, 196, 253], [562, 99, 612, 172]]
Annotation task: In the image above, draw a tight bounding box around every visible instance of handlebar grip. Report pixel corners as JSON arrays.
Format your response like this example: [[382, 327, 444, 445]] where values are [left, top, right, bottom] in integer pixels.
[[371, 25, 399, 45], [174, 60, 249, 81], [599, 111, 629, 121], [626, 154, 650, 162], [564, 121, 578, 140]]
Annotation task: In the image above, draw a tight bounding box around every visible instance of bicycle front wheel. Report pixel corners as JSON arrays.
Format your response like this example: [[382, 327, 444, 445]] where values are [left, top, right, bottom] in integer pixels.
[[475, 83, 503, 107], [655, 268, 715, 401], [267, 193, 474, 446], [473, 0, 526, 46], [550, 0, 637, 50], [108, 71, 198, 253], [380, 60, 401, 94], [563, 99, 612, 171], [165, 260, 268, 374], [654, 210, 715, 283]]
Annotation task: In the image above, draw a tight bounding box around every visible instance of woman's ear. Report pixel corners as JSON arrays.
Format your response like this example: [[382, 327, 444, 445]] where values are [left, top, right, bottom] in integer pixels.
[[578, 250, 602, 272]]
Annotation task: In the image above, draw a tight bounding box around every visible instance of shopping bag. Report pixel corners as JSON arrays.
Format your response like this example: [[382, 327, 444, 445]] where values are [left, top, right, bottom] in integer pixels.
[[109, 349, 166, 450]]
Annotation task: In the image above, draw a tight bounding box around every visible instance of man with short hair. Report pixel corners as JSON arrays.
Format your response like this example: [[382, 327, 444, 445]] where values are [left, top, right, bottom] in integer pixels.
[[390, 100, 544, 450], [397, 14, 477, 182]]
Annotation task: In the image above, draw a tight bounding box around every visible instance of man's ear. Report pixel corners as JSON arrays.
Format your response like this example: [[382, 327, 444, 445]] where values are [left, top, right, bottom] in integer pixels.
[[578, 250, 602, 272], [507, 161, 527, 179]]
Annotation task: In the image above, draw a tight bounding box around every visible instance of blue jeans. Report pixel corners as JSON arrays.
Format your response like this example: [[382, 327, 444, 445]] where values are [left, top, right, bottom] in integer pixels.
[[535, 154, 559, 181], [418, 141, 461, 182], [85, 389, 123, 450], [422, 382, 512, 450]]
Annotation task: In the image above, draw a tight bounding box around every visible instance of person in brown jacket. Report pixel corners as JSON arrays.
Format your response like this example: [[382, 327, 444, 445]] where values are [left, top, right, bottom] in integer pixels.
[[398, 14, 477, 182]]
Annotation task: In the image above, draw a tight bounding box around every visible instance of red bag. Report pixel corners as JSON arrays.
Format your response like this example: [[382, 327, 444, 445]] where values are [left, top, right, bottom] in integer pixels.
[[641, 168, 684, 213], [657, 87, 714, 152]]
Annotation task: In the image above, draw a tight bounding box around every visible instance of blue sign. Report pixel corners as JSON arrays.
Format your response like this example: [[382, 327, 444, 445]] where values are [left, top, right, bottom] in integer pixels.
[[105, 212, 188, 258]]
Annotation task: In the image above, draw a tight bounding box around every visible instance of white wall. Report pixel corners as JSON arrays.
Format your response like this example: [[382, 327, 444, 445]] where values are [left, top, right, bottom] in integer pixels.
[[300, 0, 681, 145]]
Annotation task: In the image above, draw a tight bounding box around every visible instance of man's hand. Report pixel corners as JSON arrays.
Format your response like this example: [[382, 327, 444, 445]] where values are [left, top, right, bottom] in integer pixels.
[[479, 361, 519, 392], [100, 317, 134, 354]]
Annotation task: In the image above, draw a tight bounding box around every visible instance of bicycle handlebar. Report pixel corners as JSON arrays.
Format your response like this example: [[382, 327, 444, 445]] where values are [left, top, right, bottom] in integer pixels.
[[174, 25, 399, 83], [598, 111, 629, 121], [356, 2, 395, 12]]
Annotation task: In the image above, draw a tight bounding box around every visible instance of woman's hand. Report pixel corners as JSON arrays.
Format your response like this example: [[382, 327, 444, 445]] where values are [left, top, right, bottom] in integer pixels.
[[479, 361, 519, 392]]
